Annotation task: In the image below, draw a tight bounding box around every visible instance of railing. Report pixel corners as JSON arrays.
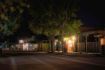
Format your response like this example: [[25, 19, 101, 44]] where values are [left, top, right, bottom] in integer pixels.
[[77, 42, 101, 53]]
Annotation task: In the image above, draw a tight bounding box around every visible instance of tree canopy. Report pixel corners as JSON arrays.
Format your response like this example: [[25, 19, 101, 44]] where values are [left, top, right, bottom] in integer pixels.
[[0, 0, 81, 39], [29, 0, 81, 37], [0, 0, 30, 36]]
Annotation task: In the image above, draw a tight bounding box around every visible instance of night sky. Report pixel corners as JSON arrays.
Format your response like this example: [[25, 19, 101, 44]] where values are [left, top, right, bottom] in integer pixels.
[[79, 0, 105, 27]]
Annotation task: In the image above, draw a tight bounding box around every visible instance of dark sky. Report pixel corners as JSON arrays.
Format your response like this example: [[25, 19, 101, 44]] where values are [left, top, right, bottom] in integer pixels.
[[79, 0, 105, 27]]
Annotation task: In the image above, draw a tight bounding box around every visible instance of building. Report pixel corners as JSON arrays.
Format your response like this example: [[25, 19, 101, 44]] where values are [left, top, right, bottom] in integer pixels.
[[76, 26, 105, 54]]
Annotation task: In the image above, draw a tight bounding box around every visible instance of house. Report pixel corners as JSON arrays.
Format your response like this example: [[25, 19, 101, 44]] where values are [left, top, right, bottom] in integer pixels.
[[76, 25, 105, 54]]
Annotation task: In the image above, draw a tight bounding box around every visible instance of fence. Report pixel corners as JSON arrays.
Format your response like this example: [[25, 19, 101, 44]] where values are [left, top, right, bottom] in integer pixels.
[[77, 42, 101, 53]]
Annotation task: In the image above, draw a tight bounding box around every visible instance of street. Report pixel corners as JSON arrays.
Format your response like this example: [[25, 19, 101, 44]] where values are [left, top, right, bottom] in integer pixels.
[[0, 54, 105, 70]]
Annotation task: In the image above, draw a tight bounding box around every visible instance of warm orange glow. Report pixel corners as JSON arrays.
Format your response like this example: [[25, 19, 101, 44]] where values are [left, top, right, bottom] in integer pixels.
[[67, 40, 72, 47], [67, 40, 73, 53], [100, 38, 105, 45], [63, 36, 76, 53]]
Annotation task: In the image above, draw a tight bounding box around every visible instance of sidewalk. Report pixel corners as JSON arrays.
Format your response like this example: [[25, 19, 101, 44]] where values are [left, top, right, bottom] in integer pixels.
[[52, 52, 104, 57], [64, 52, 105, 57]]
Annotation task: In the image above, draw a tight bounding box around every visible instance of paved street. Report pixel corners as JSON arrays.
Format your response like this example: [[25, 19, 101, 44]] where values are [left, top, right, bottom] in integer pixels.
[[0, 54, 105, 70]]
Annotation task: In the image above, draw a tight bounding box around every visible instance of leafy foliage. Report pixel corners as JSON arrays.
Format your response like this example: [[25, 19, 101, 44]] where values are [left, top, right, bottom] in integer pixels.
[[29, 0, 81, 37], [0, 0, 30, 36]]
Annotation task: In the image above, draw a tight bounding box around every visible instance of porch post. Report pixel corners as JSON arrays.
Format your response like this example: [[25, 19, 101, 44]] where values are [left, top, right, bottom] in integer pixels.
[[77, 34, 80, 52], [85, 34, 88, 53]]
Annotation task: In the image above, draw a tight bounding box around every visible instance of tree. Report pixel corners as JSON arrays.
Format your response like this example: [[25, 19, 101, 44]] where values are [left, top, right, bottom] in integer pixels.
[[0, 0, 30, 47], [29, 0, 81, 52]]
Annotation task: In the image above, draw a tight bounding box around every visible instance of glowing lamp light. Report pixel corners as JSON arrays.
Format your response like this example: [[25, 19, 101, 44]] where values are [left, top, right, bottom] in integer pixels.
[[63, 36, 76, 53], [67, 40, 73, 53], [71, 36, 76, 41], [67, 40, 72, 47], [63, 37, 69, 42]]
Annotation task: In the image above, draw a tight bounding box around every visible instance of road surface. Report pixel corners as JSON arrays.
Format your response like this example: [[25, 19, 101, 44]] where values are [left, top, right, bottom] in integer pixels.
[[0, 54, 105, 70]]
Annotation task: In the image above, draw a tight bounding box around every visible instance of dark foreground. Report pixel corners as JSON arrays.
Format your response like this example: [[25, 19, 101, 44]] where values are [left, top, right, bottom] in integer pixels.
[[0, 54, 105, 70]]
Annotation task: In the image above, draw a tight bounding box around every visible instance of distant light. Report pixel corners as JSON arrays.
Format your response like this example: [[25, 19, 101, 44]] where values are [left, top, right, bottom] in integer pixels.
[[23, 43, 29, 50], [19, 40, 24, 43]]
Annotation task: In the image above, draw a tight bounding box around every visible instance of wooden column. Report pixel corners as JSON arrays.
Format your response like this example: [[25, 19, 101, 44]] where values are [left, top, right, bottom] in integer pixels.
[[85, 34, 88, 53]]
